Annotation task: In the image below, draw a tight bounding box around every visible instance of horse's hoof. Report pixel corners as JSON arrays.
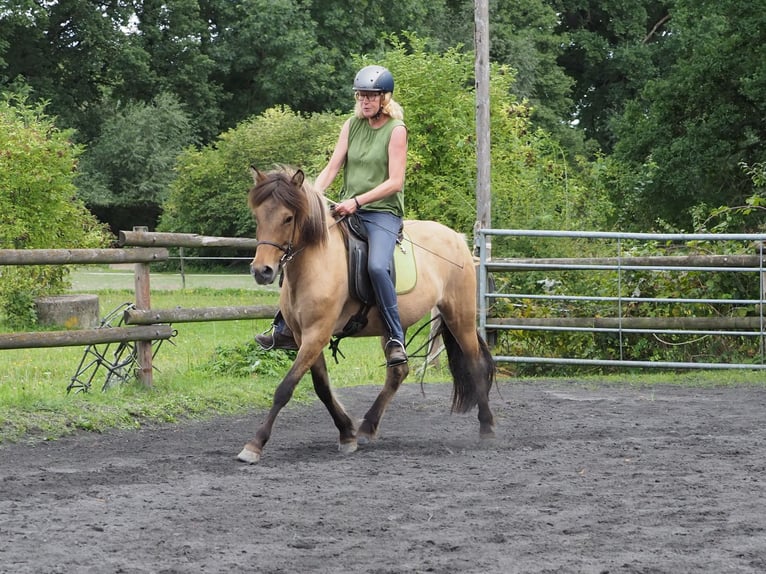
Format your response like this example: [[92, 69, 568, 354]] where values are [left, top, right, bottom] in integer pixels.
[[356, 433, 374, 446], [338, 440, 358, 455], [480, 429, 496, 440], [237, 447, 261, 464], [357, 419, 376, 445]]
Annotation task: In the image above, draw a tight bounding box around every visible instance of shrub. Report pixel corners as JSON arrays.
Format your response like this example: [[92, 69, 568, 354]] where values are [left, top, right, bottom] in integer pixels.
[[0, 93, 110, 327]]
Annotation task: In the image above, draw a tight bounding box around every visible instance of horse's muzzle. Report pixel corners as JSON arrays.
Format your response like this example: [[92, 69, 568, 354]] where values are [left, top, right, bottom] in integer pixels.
[[250, 264, 278, 285]]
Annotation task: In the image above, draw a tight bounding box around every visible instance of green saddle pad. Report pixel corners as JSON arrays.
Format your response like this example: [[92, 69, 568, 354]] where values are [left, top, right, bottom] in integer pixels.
[[394, 231, 417, 294]]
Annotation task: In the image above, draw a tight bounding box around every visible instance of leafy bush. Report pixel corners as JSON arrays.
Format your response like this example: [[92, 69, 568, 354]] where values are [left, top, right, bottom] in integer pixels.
[[159, 35, 614, 254], [157, 106, 341, 262], [75, 92, 197, 232], [0, 93, 110, 327]]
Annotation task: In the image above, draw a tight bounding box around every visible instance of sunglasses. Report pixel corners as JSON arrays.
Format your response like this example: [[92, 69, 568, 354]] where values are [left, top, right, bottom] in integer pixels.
[[355, 91, 382, 101]]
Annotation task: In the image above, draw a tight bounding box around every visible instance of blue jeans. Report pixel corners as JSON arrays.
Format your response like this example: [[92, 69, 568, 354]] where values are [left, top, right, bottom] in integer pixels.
[[357, 210, 405, 343]]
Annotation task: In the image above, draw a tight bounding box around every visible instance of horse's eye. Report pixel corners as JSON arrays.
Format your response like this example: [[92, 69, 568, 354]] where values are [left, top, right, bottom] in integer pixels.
[[284, 215, 294, 225]]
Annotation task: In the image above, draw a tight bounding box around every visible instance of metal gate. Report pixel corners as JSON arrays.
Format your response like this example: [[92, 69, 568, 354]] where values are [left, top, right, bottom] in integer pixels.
[[477, 229, 766, 370]]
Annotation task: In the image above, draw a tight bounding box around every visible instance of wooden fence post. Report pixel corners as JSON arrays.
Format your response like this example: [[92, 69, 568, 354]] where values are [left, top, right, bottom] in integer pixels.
[[179, 246, 186, 289], [133, 226, 154, 386]]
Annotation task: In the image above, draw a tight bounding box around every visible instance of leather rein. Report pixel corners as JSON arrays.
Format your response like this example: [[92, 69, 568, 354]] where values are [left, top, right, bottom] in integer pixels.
[[252, 206, 341, 274], [255, 200, 346, 273]]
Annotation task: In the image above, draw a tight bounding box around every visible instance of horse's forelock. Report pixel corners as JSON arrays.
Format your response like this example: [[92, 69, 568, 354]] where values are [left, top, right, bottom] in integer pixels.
[[248, 172, 297, 209], [249, 169, 327, 246]]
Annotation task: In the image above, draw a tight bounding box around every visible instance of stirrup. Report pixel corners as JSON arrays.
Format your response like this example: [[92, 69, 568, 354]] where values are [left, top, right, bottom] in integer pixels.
[[255, 324, 277, 350], [385, 338, 408, 367], [256, 324, 299, 351]]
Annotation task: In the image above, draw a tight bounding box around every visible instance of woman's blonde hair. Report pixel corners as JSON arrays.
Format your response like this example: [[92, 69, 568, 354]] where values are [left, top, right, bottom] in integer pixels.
[[354, 92, 404, 121]]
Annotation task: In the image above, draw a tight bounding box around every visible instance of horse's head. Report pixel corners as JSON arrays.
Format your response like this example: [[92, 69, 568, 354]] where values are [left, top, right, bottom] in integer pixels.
[[247, 166, 327, 285]]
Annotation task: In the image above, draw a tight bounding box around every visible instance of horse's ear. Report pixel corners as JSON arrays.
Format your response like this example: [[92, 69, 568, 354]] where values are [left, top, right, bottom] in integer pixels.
[[291, 169, 305, 189], [250, 165, 266, 185]]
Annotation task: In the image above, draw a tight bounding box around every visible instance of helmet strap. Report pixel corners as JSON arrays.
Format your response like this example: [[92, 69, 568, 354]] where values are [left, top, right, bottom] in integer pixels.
[[372, 97, 385, 119]]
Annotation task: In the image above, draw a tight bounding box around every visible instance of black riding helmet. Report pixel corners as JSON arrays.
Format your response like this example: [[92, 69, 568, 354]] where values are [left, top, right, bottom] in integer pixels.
[[353, 65, 394, 94]]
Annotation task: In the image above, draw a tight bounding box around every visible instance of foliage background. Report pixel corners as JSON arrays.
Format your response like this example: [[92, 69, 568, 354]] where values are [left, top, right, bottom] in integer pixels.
[[4, 0, 764, 236], [0, 94, 109, 326], [158, 36, 613, 254], [2, 0, 766, 367]]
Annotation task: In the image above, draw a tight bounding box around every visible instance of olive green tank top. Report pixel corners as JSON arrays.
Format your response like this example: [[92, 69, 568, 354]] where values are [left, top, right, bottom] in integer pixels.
[[341, 116, 406, 217]]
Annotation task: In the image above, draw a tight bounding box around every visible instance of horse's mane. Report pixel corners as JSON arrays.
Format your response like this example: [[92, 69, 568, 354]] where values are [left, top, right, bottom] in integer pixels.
[[248, 165, 328, 247]]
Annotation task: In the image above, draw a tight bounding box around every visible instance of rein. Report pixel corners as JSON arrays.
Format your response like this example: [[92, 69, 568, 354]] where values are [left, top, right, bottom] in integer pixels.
[[254, 198, 344, 274], [254, 216, 302, 272], [256, 193, 466, 274]]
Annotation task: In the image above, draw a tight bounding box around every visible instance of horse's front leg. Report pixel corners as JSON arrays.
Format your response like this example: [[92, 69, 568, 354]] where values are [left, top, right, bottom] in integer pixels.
[[357, 360, 410, 444], [237, 349, 319, 464], [310, 352, 357, 454]]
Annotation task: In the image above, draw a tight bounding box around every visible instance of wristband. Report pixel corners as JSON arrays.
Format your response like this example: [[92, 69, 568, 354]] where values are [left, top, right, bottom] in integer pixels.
[[354, 197, 361, 209]]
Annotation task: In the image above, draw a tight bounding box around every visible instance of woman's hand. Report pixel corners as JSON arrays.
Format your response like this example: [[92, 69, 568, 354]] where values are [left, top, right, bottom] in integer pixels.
[[332, 198, 360, 216]]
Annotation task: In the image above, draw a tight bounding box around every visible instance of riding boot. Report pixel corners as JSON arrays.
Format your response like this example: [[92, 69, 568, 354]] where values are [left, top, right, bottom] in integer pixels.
[[385, 338, 407, 366], [255, 312, 299, 351], [378, 302, 407, 366]]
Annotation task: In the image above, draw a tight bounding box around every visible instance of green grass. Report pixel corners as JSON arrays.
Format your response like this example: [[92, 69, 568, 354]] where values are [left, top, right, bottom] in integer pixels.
[[4, 269, 766, 445], [0, 278, 455, 444]]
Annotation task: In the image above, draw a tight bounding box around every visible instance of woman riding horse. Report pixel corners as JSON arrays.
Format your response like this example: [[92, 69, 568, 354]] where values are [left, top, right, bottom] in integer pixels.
[[244, 166, 496, 463], [256, 65, 408, 367]]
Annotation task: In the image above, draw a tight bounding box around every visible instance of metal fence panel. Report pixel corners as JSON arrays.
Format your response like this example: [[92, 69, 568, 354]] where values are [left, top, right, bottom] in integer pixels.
[[477, 229, 766, 370]]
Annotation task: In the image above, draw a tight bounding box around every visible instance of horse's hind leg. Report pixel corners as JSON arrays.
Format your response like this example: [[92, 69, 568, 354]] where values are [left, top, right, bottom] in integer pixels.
[[440, 321, 496, 439], [357, 358, 410, 444], [310, 352, 357, 454], [474, 336, 496, 439]]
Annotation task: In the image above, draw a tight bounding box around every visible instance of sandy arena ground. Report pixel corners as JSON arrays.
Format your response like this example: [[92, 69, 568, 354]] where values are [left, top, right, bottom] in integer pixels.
[[1, 380, 765, 573]]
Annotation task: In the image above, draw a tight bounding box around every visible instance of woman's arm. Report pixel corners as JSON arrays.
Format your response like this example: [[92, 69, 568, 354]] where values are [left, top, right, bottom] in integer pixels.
[[314, 119, 351, 194], [333, 124, 408, 216]]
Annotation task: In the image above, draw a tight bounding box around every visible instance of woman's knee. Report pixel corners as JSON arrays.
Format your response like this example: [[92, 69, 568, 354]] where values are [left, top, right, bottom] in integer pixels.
[[367, 263, 391, 282]]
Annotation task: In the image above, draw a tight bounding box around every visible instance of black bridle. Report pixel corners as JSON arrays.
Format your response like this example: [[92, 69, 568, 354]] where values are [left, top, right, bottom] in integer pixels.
[[252, 216, 301, 274], [253, 239, 296, 270]]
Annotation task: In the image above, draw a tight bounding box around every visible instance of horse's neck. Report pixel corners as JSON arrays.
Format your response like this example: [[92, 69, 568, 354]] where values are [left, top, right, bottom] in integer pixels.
[[283, 223, 346, 292]]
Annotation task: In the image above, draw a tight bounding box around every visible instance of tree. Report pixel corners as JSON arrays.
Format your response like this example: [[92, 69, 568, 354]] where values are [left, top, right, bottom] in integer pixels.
[[0, 93, 109, 326], [384, 35, 612, 240], [553, 0, 674, 152], [115, 0, 225, 143], [158, 106, 342, 258], [209, 0, 334, 130], [306, 0, 454, 109], [0, 0, 463, 145], [75, 92, 197, 232], [0, 0, 134, 142], [487, 0, 579, 152], [610, 0, 766, 230], [158, 35, 613, 258], [415, 0, 580, 152]]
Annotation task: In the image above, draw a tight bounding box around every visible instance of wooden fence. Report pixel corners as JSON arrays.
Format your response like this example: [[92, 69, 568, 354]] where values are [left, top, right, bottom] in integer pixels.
[[0, 230, 278, 386], [9, 227, 766, 381]]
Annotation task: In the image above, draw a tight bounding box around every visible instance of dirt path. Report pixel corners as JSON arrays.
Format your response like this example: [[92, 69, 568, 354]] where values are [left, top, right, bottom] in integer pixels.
[[1, 381, 765, 573]]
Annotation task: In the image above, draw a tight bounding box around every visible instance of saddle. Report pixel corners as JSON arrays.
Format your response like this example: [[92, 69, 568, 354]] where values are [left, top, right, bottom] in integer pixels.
[[330, 214, 416, 360], [344, 214, 396, 307]]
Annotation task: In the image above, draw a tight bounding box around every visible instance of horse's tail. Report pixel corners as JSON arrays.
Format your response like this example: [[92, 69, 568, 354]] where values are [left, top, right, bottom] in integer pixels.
[[441, 325, 496, 414]]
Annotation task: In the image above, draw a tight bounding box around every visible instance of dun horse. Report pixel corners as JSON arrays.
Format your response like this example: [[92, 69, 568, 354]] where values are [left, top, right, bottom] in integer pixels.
[[238, 166, 495, 463]]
